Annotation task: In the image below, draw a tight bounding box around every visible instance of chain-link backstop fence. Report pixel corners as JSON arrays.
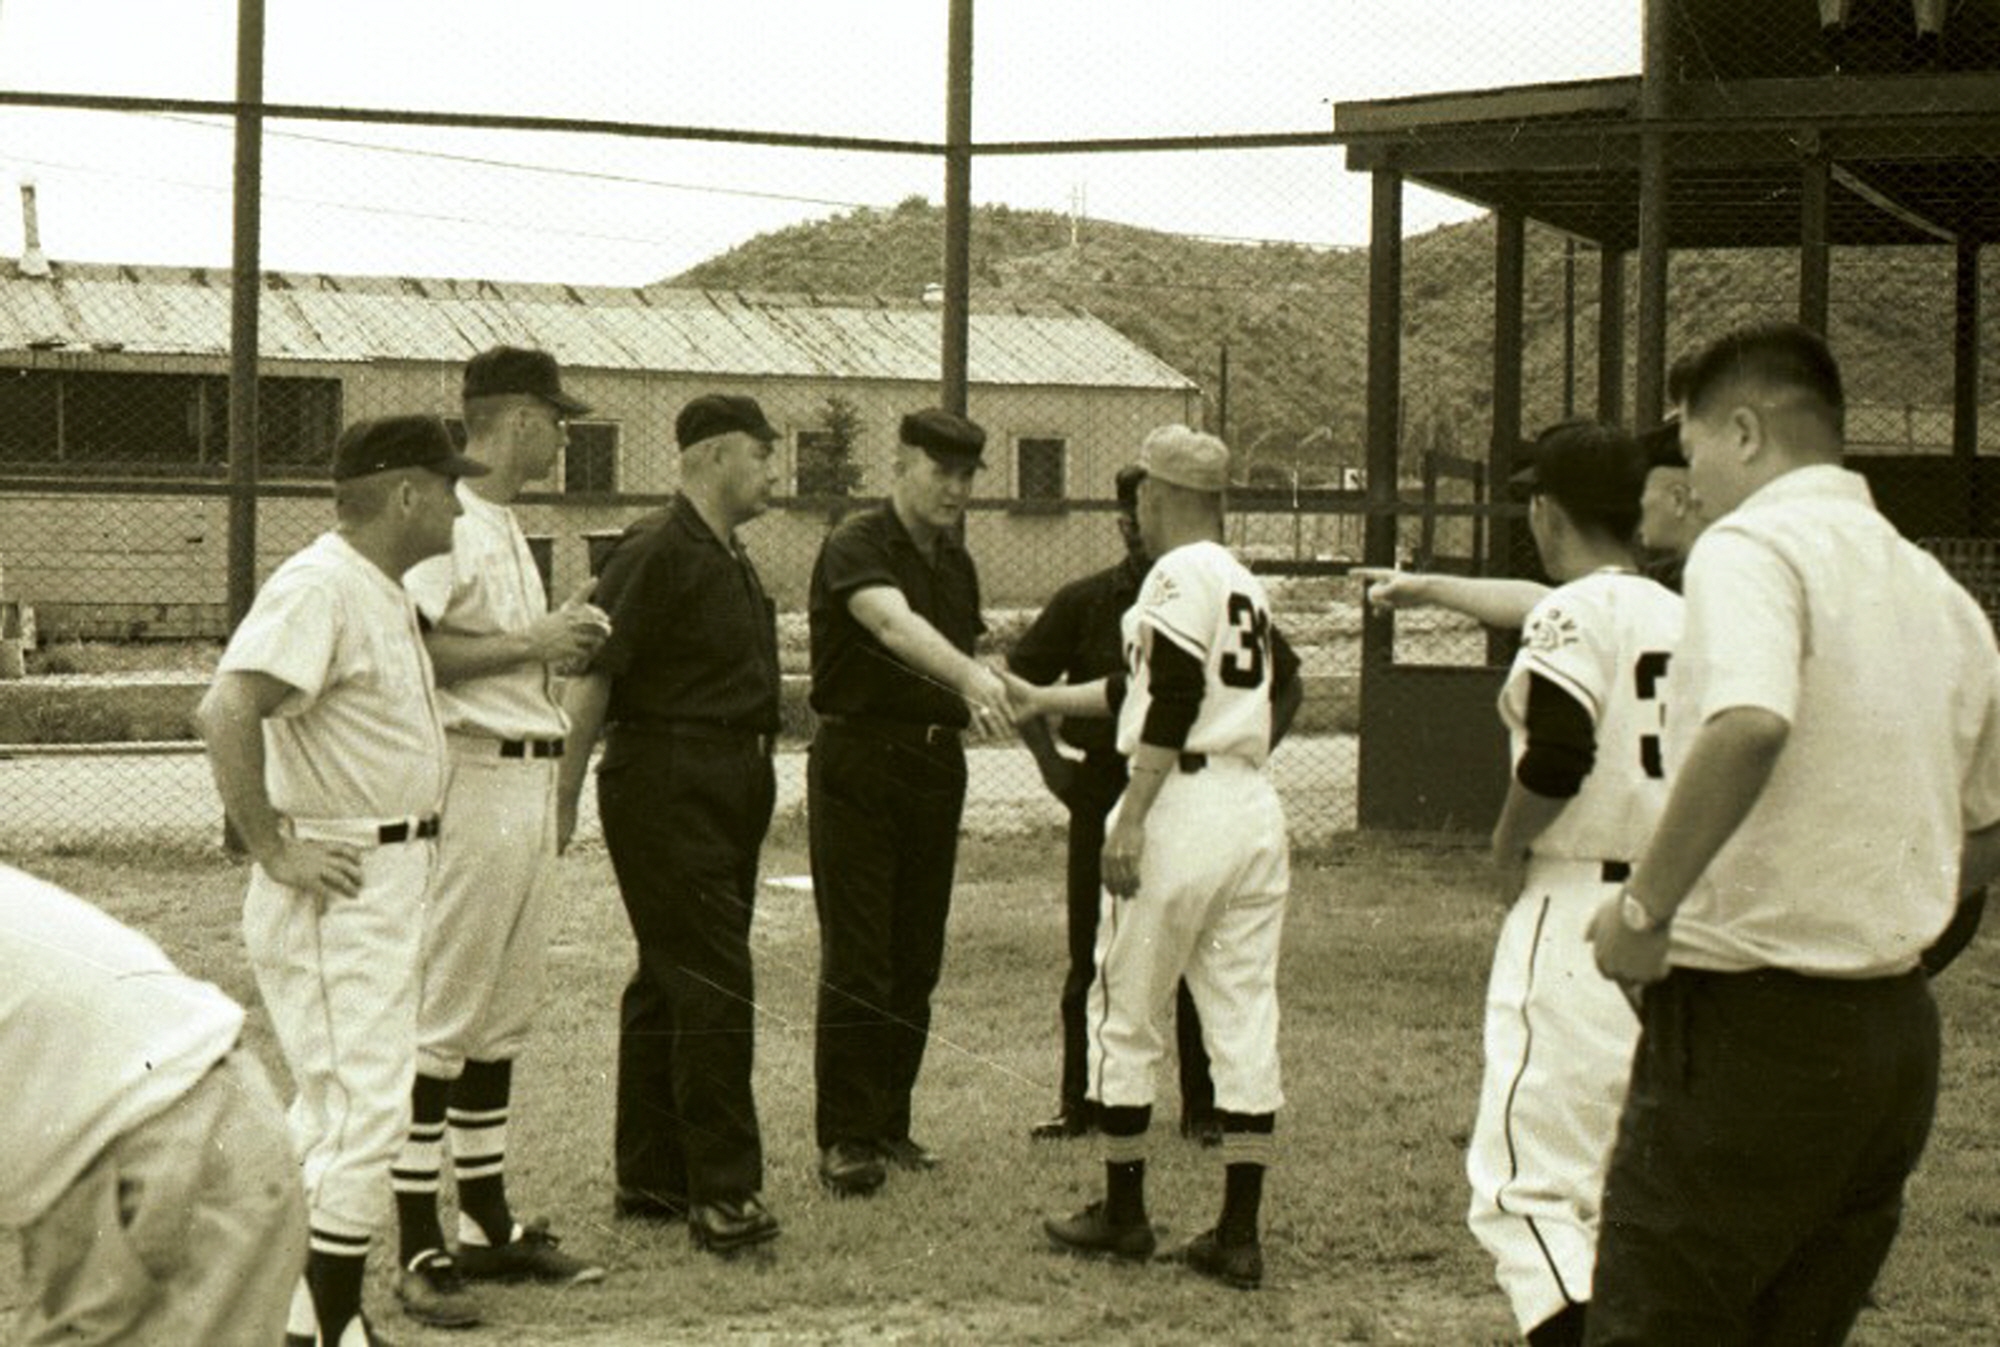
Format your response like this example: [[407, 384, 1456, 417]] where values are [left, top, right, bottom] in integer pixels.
[[0, 1, 1995, 849]]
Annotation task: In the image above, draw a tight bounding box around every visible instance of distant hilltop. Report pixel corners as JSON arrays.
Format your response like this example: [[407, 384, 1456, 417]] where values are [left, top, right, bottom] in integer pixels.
[[672, 196, 1997, 481]]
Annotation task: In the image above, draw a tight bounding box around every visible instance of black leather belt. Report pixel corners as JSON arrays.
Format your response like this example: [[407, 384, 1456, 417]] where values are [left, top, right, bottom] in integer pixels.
[[379, 816, 440, 844], [1601, 860, 1631, 883], [820, 715, 961, 749], [499, 738, 565, 760], [619, 721, 775, 756]]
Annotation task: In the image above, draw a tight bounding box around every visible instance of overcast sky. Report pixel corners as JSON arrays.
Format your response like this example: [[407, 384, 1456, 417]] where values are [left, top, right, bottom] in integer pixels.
[[0, 1, 1642, 283]]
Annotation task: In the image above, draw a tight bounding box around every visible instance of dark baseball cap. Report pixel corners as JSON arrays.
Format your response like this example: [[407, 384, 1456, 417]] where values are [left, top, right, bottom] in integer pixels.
[[462, 345, 591, 417], [1639, 416, 1686, 471], [1510, 419, 1646, 518], [900, 408, 986, 465], [676, 393, 779, 449], [332, 414, 489, 483]]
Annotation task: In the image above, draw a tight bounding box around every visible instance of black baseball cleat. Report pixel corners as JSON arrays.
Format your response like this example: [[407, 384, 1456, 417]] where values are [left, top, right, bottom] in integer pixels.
[[689, 1193, 781, 1256], [877, 1136, 941, 1171], [1163, 1227, 1263, 1290], [394, 1249, 484, 1328], [454, 1217, 605, 1285], [1043, 1200, 1157, 1262], [819, 1141, 888, 1196]]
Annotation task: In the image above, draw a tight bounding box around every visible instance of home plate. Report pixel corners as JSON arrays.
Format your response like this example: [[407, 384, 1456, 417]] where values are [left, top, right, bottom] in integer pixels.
[[763, 874, 814, 893]]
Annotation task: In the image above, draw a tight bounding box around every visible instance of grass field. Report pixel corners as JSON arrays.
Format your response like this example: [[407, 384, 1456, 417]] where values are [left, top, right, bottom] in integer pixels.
[[8, 828, 2000, 1345]]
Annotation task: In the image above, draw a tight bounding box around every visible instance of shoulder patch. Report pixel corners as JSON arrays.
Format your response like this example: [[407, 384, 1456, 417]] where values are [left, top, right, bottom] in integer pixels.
[[1144, 569, 1181, 608], [1524, 606, 1580, 653]]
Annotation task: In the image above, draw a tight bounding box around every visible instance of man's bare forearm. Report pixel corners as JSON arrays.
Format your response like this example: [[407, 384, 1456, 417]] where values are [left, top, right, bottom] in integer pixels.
[[877, 607, 985, 695], [425, 628, 544, 685], [195, 681, 283, 863], [557, 673, 612, 807]]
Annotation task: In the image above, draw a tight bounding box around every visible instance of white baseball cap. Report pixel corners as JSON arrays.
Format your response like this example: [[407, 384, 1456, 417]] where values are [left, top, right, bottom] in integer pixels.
[[1137, 425, 1229, 494]]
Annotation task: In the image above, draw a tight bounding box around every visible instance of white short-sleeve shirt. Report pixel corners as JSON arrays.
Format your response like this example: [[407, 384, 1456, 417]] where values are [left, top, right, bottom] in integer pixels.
[[1667, 465, 2000, 976], [1500, 570, 1684, 864], [218, 531, 447, 822], [1116, 539, 1276, 765], [0, 864, 244, 1228], [404, 484, 565, 740]]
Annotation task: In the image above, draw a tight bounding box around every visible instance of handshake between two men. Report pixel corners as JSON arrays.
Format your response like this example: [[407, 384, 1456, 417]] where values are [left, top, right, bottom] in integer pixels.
[[953, 660, 1106, 745]]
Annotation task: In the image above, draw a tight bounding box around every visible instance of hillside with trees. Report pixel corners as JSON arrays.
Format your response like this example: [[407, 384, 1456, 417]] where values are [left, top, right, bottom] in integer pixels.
[[673, 196, 1996, 484]]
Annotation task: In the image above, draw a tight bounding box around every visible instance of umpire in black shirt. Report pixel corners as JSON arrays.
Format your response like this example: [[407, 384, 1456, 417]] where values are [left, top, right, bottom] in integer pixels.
[[558, 393, 783, 1255], [1010, 464, 1217, 1144], [807, 407, 1014, 1197]]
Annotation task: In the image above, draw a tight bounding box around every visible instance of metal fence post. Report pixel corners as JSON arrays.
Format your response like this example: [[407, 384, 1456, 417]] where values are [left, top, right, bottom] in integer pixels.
[[226, 0, 266, 632], [940, 0, 973, 416]]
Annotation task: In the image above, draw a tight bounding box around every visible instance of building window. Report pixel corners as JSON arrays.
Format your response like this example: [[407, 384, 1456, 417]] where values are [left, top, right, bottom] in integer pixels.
[[1017, 436, 1067, 501], [564, 421, 619, 493], [236, 376, 342, 473], [0, 368, 340, 477], [445, 415, 618, 493]]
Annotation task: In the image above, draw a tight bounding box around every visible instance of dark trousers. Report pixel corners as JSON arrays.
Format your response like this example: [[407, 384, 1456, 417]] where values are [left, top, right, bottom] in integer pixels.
[[598, 728, 775, 1206], [1061, 751, 1213, 1121], [1587, 966, 1940, 1347], [808, 723, 966, 1151]]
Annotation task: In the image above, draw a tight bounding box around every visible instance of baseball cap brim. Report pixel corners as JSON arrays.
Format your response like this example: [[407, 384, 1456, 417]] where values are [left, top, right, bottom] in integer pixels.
[[434, 452, 491, 478], [540, 389, 592, 418], [915, 442, 984, 467], [1639, 420, 1685, 470]]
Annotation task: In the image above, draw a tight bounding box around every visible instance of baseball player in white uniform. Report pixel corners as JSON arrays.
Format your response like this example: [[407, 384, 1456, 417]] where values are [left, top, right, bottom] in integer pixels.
[[2, 863, 306, 1347], [197, 414, 480, 1347], [392, 347, 610, 1320], [1473, 421, 1683, 1347], [1019, 425, 1300, 1292]]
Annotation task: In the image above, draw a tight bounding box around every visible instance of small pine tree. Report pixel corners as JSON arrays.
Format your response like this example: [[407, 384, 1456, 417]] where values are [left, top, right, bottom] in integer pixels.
[[799, 393, 865, 501]]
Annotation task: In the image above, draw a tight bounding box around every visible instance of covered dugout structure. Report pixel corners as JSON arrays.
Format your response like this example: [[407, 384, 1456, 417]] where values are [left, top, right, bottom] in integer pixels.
[[1334, 0, 2000, 830]]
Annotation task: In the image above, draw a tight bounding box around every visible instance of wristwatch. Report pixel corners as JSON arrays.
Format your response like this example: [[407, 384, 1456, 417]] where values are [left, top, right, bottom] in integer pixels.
[[1619, 887, 1668, 934]]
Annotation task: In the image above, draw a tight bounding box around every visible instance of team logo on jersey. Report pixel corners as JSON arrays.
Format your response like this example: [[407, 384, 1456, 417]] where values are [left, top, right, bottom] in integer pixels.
[[1144, 570, 1180, 610], [1524, 607, 1580, 653]]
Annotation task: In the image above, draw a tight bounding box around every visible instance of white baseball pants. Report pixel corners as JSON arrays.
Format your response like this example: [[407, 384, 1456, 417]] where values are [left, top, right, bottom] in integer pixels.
[[1467, 857, 1640, 1333], [242, 827, 431, 1246], [1086, 759, 1289, 1116], [416, 742, 558, 1079]]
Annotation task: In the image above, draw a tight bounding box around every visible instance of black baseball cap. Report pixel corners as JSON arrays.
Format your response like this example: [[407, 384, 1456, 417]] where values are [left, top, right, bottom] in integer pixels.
[[1510, 419, 1646, 520], [900, 408, 986, 466], [333, 415, 489, 483], [1639, 416, 1686, 471], [676, 393, 779, 449], [462, 345, 591, 417]]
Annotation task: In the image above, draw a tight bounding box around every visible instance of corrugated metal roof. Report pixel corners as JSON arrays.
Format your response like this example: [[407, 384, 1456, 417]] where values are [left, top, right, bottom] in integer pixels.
[[0, 263, 1195, 391]]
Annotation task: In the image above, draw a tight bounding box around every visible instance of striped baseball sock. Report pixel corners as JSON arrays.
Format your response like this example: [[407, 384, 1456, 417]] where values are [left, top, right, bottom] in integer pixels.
[[1217, 1110, 1276, 1245], [1100, 1104, 1152, 1226], [304, 1239, 368, 1346], [451, 1058, 514, 1247], [393, 1074, 450, 1265]]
